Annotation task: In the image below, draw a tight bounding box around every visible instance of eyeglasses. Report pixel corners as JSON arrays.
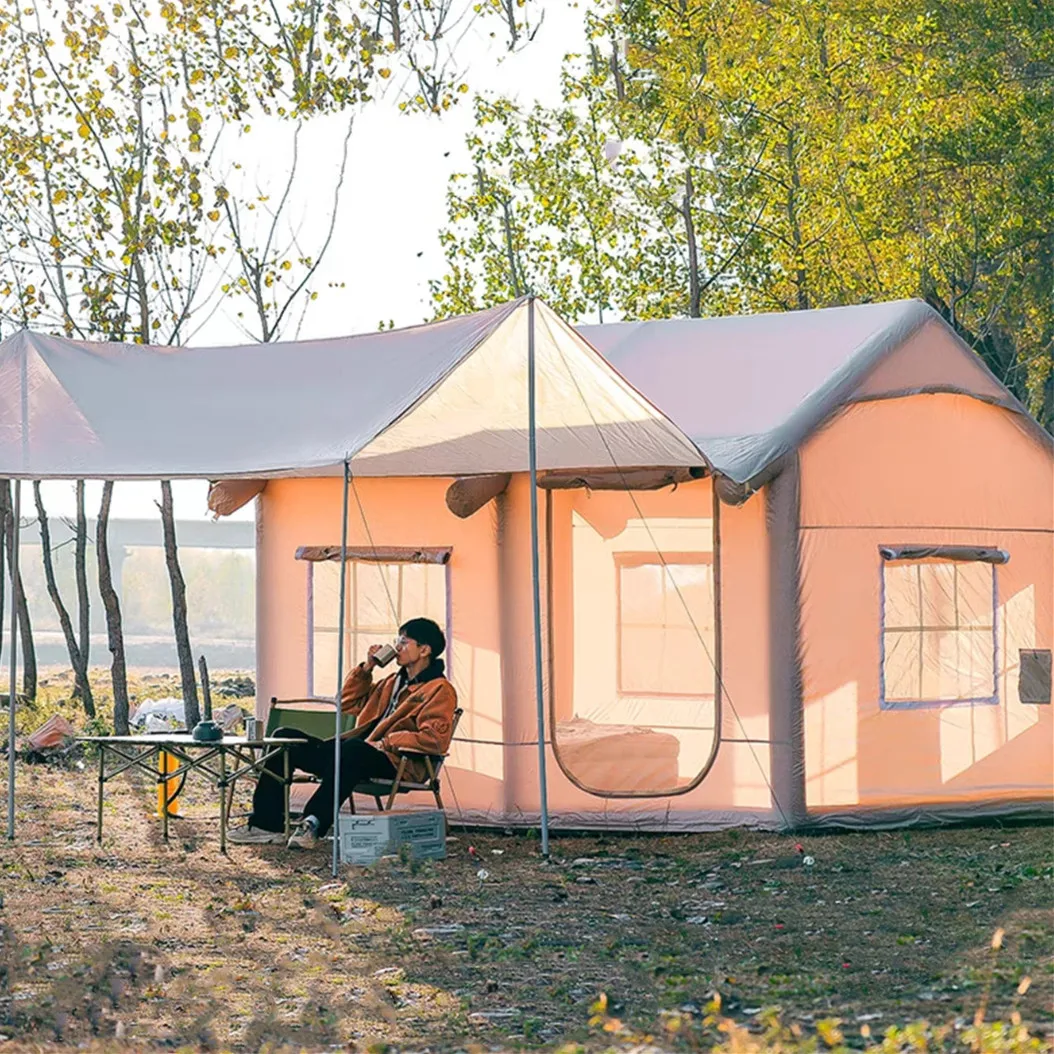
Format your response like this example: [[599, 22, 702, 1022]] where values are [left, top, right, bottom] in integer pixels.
[[394, 635, 415, 649]]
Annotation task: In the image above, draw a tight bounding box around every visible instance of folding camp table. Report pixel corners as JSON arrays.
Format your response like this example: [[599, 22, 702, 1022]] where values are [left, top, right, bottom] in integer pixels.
[[80, 734, 307, 853]]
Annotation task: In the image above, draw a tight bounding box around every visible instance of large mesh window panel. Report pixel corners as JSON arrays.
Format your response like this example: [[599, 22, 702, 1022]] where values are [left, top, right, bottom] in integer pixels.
[[549, 488, 718, 796]]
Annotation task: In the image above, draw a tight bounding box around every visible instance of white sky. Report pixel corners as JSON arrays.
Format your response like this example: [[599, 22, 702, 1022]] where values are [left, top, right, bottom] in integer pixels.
[[37, 2, 586, 525]]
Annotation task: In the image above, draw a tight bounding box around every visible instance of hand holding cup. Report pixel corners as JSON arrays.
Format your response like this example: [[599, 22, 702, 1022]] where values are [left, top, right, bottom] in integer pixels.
[[367, 643, 398, 670]]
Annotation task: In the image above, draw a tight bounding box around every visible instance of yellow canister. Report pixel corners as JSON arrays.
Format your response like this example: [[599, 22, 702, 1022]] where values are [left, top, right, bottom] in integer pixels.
[[156, 749, 181, 817]]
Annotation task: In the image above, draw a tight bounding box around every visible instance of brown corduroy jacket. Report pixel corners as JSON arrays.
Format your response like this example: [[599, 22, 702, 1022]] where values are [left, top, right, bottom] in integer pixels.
[[340, 660, 457, 783]]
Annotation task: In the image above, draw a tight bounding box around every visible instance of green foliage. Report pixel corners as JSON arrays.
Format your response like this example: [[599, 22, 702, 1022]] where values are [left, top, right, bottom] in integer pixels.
[[433, 0, 1054, 427], [0, 0, 322, 343]]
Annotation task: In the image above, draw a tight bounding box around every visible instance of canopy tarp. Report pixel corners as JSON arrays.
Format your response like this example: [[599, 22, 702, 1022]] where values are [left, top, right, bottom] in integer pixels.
[[580, 299, 1049, 494], [0, 299, 703, 480]]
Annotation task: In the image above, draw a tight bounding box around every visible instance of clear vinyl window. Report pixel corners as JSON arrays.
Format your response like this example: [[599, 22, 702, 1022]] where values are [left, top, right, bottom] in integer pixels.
[[309, 560, 448, 697], [617, 556, 716, 697], [880, 557, 997, 708]]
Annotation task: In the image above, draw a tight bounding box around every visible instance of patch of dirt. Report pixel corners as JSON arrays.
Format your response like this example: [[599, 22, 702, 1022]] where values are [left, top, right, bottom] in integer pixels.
[[0, 764, 1050, 1051]]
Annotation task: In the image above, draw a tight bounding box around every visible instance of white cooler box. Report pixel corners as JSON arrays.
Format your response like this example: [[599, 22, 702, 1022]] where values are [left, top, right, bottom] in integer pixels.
[[338, 809, 447, 866]]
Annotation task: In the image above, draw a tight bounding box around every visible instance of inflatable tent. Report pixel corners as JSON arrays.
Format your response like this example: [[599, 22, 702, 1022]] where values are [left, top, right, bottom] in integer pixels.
[[1, 295, 1049, 836], [232, 299, 1053, 830], [581, 300, 1053, 828]]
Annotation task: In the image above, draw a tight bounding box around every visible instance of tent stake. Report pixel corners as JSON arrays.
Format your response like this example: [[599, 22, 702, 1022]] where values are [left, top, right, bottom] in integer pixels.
[[331, 460, 351, 877], [527, 297, 551, 857], [7, 481, 20, 840]]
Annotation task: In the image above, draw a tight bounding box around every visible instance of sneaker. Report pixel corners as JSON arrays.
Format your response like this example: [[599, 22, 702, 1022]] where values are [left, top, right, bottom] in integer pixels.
[[227, 823, 285, 845], [287, 817, 320, 850]]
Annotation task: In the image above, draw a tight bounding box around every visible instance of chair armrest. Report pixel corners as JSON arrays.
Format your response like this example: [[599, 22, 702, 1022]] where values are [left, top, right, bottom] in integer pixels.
[[270, 697, 339, 709]]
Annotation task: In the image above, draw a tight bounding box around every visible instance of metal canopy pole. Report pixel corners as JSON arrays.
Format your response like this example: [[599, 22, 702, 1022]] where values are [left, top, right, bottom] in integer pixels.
[[527, 297, 550, 857], [7, 481, 20, 839], [331, 460, 351, 877]]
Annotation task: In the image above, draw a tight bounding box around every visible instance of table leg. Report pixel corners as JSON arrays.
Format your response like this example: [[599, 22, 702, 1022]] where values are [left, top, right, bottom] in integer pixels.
[[96, 746, 105, 843], [283, 748, 291, 839], [160, 748, 169, 844], [219, 747, 228, 854]]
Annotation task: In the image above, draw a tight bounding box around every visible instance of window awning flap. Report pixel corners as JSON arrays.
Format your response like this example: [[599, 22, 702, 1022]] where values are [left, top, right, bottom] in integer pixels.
[[445, 474, 511, 519], [538, 466, 703, 491], [295, 545, 451, 564], [879, 545, 1009, 564]]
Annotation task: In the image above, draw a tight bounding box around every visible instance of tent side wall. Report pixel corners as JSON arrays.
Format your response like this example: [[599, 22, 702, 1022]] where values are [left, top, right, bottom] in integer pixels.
[[255, 473, 785, 831], [797, 392, 1054, 826]]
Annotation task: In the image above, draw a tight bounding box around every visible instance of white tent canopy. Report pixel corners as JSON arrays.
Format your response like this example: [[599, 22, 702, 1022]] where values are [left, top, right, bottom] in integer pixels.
[[0, 298, 703, 481]]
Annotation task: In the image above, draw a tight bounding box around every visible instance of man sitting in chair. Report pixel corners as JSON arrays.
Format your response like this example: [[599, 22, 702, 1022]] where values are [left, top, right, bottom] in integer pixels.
[[229, 617, 457, 849]]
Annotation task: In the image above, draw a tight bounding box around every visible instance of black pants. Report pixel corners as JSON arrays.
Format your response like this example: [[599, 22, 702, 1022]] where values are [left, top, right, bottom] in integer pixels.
[[249, 727, 396, 836]]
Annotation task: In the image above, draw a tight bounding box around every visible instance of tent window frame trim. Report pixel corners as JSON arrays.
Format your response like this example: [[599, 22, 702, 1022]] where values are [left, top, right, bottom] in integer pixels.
[[302, 551, 453, 698], [878, 549, 1000, 711]]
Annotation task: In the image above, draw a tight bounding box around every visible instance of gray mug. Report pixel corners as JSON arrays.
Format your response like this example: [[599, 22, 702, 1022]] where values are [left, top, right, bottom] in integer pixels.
[[245, 717, 260, 742], [372, 643, 398, 667]]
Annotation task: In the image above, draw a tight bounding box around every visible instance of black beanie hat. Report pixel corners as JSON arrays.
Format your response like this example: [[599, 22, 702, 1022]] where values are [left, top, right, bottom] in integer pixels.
[[400, 617, 446, 659]]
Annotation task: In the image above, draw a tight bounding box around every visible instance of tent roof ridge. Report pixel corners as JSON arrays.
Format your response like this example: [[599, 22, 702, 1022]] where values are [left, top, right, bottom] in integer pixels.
[[578, 298, 1051, 494], [0, 297, 527, 356]]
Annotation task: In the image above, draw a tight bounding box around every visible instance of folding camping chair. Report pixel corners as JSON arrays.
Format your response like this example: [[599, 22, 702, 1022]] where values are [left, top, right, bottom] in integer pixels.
[[258, 697, 356, 800], [352, 708, 463, 813], [225, 697, 352, 819], [259, 699, 461, 815]]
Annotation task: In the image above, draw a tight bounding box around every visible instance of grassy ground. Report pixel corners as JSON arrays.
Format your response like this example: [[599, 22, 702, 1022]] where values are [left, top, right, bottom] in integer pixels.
[[0, 674, 1050, 1052]]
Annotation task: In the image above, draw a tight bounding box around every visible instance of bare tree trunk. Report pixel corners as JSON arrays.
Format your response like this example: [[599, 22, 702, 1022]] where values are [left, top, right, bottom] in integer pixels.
[[75, 480, 91, 683], [502, 0, 518, 48], [786, 127, 810, 311], [97, 482, 129, 735], [159, 481, 200, 728], [682, 170, 702, 318], [610, 36, 625, 101], [498, 192, 523, 297], [34, 483, 95, 717], [5, 482, 36, 701]]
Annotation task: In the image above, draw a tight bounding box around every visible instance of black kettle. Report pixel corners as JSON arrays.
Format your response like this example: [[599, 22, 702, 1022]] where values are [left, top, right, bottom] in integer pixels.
[[191, 655, 224, 742]]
